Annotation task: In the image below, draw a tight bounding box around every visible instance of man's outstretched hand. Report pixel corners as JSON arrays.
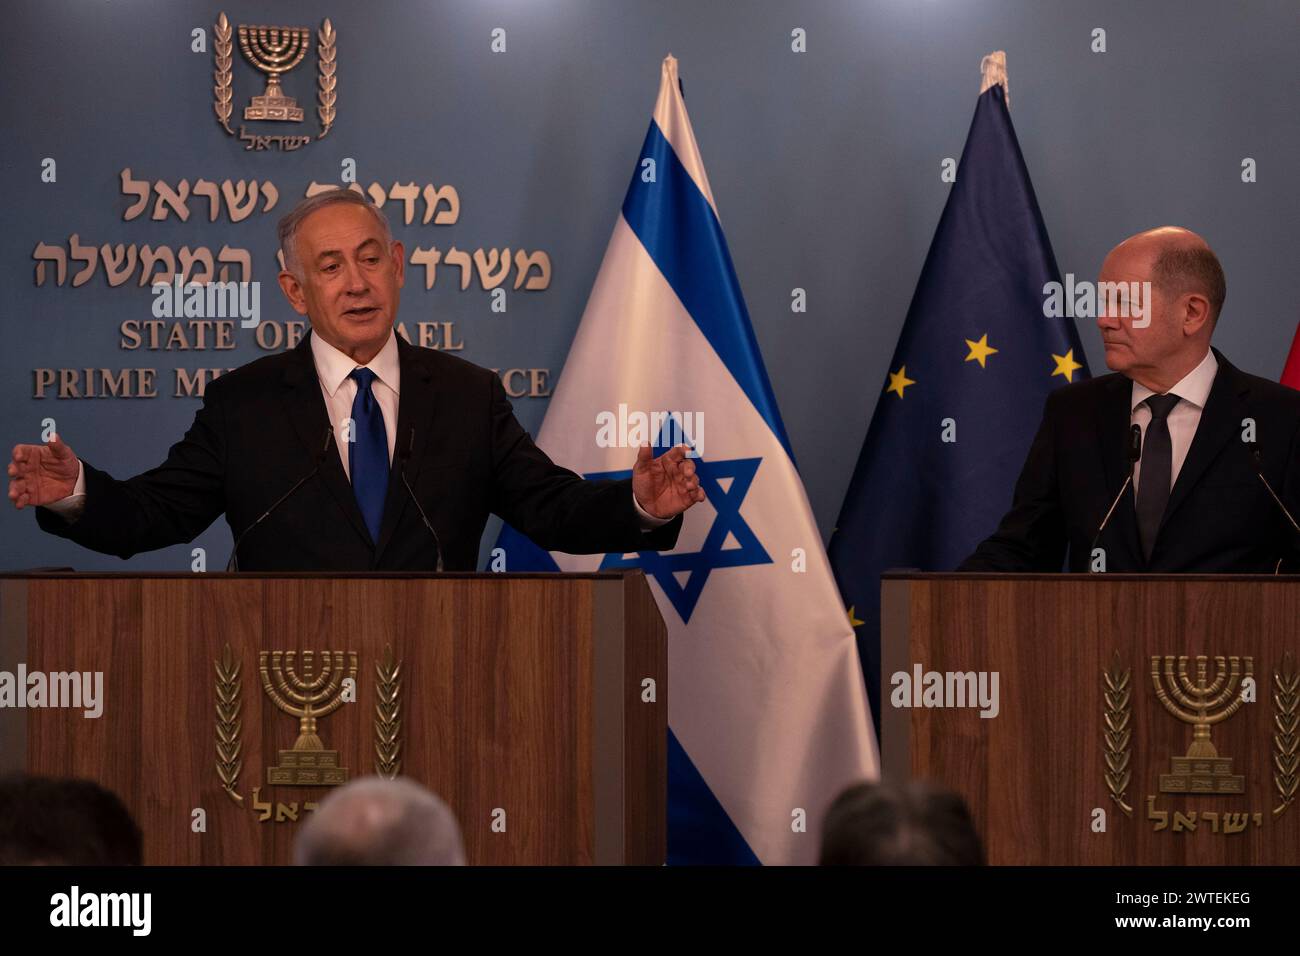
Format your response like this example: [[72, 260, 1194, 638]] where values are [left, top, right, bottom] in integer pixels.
[[7, 435, 79, 509], [631, 443, 706, 519]]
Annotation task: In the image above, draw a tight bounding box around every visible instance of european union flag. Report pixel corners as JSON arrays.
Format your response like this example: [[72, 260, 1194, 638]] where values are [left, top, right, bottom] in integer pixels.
[[829, 82, 1088, 728]]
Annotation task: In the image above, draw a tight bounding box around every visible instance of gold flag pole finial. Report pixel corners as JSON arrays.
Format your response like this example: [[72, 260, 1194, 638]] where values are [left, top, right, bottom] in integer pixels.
[[979, 51, 1009, 108]]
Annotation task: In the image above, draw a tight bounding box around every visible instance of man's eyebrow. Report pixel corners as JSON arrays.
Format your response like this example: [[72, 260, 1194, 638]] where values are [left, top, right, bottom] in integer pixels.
[[313, 237, 384, 263]]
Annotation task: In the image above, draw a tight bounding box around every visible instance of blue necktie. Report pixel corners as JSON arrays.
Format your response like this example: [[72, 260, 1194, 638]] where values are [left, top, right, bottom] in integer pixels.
[[348, 367, 389, 542]]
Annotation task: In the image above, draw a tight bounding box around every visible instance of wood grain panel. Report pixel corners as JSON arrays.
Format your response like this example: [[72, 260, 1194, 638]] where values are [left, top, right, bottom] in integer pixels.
[[5, 572, 665, 865], [622, 571, 667, 865], [883, 574, 1300, 865]]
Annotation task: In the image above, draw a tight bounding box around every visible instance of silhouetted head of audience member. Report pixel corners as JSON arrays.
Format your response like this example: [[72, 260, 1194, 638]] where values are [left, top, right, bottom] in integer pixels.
[[0, 774, 142, 865], [819, 780, 984, 866], [293, 775, 466, 866]]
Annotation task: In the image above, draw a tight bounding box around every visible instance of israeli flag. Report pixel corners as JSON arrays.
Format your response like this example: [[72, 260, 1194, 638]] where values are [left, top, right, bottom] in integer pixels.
[[495, 55, 877, 864]]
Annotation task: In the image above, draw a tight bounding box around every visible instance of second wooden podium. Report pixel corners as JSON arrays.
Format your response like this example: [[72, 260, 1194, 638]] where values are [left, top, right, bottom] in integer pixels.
[[881, 572, 1299, 865]]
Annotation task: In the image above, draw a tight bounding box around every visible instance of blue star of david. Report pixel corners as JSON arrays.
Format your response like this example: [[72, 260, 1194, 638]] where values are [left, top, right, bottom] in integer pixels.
[[585, 419, 771, 624]]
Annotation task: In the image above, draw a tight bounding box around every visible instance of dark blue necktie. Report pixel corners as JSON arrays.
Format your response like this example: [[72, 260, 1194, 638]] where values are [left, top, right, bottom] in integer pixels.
[[348, 367, 389, 542]]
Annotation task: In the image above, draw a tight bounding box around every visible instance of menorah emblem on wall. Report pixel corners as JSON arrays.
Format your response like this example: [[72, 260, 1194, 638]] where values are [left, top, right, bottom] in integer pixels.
[[1151, 654, 1252, 795], [259, 650, 358, 786], [238, 24, 311, 121]]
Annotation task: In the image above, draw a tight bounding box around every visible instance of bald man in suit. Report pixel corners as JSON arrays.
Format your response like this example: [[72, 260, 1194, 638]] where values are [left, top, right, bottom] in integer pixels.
[[961, 227, 1300, 573]]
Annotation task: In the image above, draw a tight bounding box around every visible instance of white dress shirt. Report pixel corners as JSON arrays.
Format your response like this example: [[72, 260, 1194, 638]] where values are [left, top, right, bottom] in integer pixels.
[[1130, 348, 1218, 495], [46, 328, 669, 527]]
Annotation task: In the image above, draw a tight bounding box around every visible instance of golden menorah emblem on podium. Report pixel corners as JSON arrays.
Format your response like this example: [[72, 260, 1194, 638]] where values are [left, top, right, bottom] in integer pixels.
[[1151, 654, 1252, 795], [259, 650, 358, 787], [238, 24, 311, 121]]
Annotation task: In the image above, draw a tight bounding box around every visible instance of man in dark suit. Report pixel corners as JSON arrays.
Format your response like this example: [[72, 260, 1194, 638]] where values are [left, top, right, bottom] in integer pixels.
[[7, 190, 704, 570], [961, 227, 1300, 573]]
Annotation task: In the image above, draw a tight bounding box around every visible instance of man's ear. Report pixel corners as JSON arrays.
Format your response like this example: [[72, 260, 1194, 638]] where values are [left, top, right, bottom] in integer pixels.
[[1182, 292, 1211, 337], [390, 239, 406, 289], [278, 270, 309, 316]]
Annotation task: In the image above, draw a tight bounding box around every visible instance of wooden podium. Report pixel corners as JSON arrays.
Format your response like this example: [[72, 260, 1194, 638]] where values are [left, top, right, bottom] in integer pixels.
[[0, 570, 666, 865], [881, 573, 1300, 865]]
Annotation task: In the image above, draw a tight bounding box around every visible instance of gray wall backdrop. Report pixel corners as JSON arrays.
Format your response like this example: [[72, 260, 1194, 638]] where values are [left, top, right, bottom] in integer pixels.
[[2, 0, 1297, 571]]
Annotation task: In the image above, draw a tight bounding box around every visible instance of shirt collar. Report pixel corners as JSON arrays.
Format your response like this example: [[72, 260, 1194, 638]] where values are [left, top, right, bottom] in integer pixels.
[[1130, 347, 1218, 413], [310, 328, 401, 398]]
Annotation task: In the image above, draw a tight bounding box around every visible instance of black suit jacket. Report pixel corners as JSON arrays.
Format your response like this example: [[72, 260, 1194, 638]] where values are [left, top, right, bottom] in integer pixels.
[[960, 349, 1300, 572], [36, 333, 681, 570]]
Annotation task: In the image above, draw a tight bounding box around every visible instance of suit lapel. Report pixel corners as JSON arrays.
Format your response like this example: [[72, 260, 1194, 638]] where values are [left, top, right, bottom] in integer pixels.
[[1159, 349, 1247, 534], [282, 333, 374, 549], [373, 336, 437, 561], [1095, 374, 1143, 564]]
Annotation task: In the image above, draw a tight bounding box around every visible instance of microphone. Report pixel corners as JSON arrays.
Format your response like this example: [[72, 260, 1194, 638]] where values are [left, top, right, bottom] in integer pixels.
[[225, 426, 333, 572], [1089, 424, 1142, 566], [1250, 447, 1300, 573], [398, 427, 444, 572]]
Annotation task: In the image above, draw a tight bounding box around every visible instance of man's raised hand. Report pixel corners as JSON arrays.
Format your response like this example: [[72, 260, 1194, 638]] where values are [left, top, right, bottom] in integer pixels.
[[7, 435, 80, 509], [631, 443, 706, 519]]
